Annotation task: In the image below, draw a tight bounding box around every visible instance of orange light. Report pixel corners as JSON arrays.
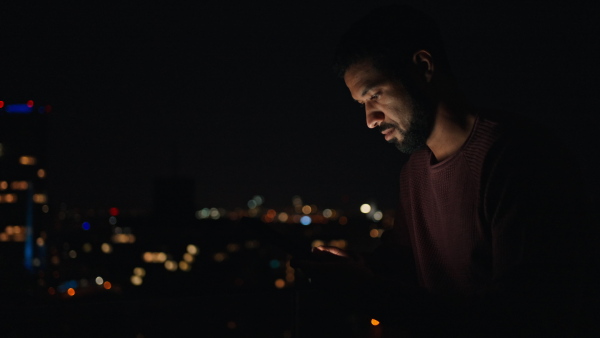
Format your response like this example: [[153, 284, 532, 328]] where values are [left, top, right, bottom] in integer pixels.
[[274, 278, 285, 289], [67, 288, 75, 296], [103, 281, 112, 290], [371, 319, 380, 326]]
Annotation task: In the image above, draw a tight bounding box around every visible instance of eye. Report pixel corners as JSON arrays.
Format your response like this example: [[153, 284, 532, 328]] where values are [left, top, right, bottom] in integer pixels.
[[370, 93, 379, 100]]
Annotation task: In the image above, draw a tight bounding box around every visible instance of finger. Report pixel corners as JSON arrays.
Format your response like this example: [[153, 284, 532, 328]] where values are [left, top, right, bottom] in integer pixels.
[[312, 245, 349, 258]]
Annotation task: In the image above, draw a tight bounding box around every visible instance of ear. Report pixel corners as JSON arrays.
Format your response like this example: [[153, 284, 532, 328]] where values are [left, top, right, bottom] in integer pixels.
[[412, 50, 434, 83]]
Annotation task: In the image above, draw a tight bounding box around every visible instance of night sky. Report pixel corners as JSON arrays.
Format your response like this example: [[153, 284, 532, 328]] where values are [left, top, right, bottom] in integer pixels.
[[2, 1, 599, 212]]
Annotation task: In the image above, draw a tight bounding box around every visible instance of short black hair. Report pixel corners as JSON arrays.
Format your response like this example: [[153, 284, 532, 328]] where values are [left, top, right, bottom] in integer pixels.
[[332, 4, 451, 79]]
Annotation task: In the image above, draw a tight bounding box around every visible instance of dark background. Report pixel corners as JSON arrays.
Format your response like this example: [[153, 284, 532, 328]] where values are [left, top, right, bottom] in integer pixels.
[[2, 0, 599, 212]]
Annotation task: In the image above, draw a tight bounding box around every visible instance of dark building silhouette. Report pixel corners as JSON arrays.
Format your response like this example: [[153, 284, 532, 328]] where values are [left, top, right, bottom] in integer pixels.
[[0, 99, 52, 300]]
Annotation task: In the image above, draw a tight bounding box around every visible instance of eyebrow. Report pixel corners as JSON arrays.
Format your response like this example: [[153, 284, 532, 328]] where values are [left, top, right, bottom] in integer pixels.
[[353, 83, 379, 104], [360, 80, 383, 97]]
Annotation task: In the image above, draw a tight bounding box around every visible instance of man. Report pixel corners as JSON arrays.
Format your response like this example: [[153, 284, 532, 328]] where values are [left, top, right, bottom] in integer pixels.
[[292, 4, 597, 337]]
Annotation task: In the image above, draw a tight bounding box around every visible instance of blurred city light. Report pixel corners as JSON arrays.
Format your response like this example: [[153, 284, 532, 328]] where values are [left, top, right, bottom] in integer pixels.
[[274, 279, 285, 289], [19, 156, 36, 165], [300, 216, 311, 226], [109, 207, 119, 216], [186, 244, 198, 255], [131, 275, 143, 286], [101, 243, 113, 253], [360, 204, 371, 214], [373, 210, 383, 221]]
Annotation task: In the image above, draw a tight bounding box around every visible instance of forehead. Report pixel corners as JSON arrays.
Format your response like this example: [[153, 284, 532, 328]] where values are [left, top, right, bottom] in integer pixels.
[[343, 61, 388, 97]]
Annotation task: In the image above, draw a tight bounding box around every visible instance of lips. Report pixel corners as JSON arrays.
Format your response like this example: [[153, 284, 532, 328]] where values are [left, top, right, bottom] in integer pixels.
[[382, 128, 394, 141]]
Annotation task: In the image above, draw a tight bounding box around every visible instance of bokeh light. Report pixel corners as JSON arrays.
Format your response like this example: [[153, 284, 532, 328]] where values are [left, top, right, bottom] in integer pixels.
[[300, 216, 311, 226], [274, 279, 285, 289]]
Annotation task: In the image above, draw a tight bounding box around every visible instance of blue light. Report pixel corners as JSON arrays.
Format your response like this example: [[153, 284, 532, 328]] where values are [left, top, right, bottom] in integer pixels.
[[82, 222, 91, 230], [57, 280, 79, 293], [300, 216, 312, 226], [269, 259, 281, 269], [5, 104, 33, 114]]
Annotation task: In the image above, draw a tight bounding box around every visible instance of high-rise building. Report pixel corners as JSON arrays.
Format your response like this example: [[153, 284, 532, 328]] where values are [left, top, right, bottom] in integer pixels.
[[0, 99, 51, 280]]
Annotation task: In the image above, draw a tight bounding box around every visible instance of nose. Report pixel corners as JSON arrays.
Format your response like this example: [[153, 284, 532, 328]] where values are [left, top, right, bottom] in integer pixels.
[[365, 104, 385, 129]]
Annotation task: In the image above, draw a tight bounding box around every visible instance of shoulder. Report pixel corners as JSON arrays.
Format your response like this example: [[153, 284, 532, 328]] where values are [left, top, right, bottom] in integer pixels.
[[477, 110, 576, 171]]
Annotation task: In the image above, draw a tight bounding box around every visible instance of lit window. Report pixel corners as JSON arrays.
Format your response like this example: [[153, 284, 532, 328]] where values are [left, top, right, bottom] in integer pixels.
[[19, 156, 36, 165], [3, 194, 17, 203], [33, 193, 47, 203], [11, 181, 28, 190]]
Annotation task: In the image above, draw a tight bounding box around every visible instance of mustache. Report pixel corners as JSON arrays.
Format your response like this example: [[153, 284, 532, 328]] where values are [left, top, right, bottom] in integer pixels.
[[378, 122, 400, 133]]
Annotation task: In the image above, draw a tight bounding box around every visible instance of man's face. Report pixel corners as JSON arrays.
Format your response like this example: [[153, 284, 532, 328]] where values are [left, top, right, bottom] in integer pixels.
[[343, 60, 433, 154]]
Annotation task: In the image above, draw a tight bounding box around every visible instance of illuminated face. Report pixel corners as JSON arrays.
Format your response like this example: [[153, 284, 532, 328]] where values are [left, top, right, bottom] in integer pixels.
[[343, 60, 432, 154]]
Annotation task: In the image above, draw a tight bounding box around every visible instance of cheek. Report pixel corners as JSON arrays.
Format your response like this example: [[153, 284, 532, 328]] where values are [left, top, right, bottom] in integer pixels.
[[383, 101, 411, 123]]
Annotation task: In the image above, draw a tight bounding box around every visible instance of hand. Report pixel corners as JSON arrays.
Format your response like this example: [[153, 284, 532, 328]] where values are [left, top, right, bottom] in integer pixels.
[[291, 245, 374, 290]]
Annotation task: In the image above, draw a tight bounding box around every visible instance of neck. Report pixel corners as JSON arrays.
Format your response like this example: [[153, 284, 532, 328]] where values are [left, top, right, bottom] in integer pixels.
[[425, 85, 476, 162]]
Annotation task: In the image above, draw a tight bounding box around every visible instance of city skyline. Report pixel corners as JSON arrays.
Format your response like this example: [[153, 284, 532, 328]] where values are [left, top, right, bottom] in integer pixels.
[[2, 1, 598, 212]]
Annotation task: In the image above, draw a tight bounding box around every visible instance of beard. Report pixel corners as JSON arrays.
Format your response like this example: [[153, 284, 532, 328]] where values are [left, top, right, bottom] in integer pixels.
[[379, 85, 434, 154]]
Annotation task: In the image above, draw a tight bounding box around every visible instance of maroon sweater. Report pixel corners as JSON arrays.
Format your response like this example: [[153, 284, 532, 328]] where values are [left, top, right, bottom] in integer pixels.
[[363, 113, 593, 336], [399, 115, 502, 297]]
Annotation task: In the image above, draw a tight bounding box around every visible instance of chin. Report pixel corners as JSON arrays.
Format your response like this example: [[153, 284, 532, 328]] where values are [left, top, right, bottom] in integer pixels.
[[391, 138, 425, 154]]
